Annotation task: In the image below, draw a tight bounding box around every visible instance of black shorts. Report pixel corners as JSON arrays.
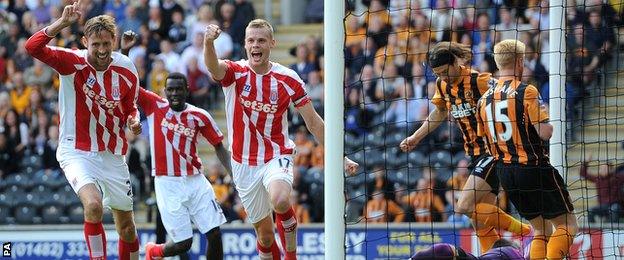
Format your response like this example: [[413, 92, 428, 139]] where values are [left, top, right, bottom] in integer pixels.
[[497, 162, 574, 220], [469, 154, 499, 195]]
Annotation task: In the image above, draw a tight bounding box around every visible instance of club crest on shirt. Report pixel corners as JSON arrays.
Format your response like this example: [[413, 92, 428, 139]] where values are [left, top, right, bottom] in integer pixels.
[[86, 75, 96, 88], [243, 84, 251, 92], [111, 85, 120, 101], [269, 90, 278, 104], [166, 110, 174, 119], [465, 89, 473, 100]]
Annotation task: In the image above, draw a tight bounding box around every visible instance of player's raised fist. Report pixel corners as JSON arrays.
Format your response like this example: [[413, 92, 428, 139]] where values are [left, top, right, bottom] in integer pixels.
[[60, 0, 83, 26], [203, 24, 221, 43], [121, 30, 137, 51]]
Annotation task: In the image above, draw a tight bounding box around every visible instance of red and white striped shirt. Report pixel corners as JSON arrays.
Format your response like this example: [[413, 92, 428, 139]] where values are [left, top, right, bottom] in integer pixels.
[[138, 88, 224, 176], [25, 29, 139, 155], [220, 60, 311, 166]]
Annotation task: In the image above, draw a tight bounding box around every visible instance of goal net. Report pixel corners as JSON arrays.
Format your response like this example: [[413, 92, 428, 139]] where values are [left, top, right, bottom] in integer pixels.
[[341, 0, 624, 258]]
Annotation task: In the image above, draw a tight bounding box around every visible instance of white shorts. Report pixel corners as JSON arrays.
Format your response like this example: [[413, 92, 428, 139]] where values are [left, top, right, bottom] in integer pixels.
[[231, 155, 294, 224], [57, 144, 134, 211], [154, 174, 227, 242]]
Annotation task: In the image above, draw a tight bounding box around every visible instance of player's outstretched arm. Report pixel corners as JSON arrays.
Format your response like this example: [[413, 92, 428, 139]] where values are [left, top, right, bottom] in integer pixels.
[[399, 106, 448, 152], [214, 143, 232, 175], [203, 24, 228, 81]]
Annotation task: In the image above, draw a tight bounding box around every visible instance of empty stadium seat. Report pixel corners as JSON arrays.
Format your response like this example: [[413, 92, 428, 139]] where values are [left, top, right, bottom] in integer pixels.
[[41, 204, 64, 224], [67, 204, 84, 224], [407, 151, 426, 167], [0, 206, 10, 224], [14, 205, 37, 224], [4, 174, 33, 190], [3, 185, 27, 208]]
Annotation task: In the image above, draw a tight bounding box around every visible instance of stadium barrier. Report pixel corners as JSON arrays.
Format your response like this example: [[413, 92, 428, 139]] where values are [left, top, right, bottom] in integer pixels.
[[0, 223, 617, 259]]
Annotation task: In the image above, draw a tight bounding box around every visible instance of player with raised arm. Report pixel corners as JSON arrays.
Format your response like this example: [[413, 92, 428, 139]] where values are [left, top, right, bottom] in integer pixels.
[[203, 19, 359, 259], [25, 1, 141, 259], [399, 42, 531, 253], [476, 39, 577, 259]]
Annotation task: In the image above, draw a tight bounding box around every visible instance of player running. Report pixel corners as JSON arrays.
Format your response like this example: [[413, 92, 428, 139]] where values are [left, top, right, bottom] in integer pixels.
[[203, 19, 359, 259], [399, 42, 531, 253], [139, 73, 229, 260], [25, 1, 141, 259], [476, 39, 577, 259]]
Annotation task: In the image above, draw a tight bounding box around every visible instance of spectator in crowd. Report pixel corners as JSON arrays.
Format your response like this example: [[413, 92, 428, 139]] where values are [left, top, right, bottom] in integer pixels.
[[104, 0, 126, 22], [364, 189, 405, 223], [0, 92, 10, 125], [0, 130, 18, 177], [167, 10, 187, 44], [147, 6, 166, 39], [186, 58, 212, 108], [41, 124, 60, 174], [3, 109, 27, 160], [189, 3, 218, 44], [290, 44, 317, 83], [118, 5, 142, 38], [156, 39, 182, 73], [293, 127, 314, 169], [291, 190, 311, 224], [410, 178, 446, 222], [345, 87, 369, 136], [231, 0, 255, 58], [12, 38, 34, 72], [147, 58, 168, 95], [8, 72, 32, 115], [159, 0, 184, 35], [32, 0, 51, 24], [581, 159, 624, 222], [306, 70, 324, 105], [23, 59, 53, 89]]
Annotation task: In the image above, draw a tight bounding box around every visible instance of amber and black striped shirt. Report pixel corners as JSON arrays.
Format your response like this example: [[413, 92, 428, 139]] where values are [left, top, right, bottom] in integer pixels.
[[431, 66, 496, 158], [476, 78, 550, 165]]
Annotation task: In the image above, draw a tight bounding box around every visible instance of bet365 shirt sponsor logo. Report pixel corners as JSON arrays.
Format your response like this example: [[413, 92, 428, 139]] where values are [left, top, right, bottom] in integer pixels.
[[82, 84, 120, 115], [239, 97, 278, 114], [161, 118, 197, 138]]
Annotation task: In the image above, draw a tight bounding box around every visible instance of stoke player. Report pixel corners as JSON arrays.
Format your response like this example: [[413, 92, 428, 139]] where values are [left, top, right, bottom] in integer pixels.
[[399, 42, 531, 253], [138, 73, 230, 260], [25, 1, 141, 259], [411, 239, 525, 260], [203, 19, 359, 259]]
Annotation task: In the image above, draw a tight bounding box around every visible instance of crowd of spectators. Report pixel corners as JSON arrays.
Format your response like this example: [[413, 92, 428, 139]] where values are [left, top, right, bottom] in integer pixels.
[[0, 0, 622, 225]]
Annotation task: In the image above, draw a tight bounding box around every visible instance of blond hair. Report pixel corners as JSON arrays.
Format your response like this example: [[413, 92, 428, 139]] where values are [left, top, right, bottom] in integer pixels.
[[493, 39, 526, 69], [84, 15, 117, 38], [246, 19, 274, 39]]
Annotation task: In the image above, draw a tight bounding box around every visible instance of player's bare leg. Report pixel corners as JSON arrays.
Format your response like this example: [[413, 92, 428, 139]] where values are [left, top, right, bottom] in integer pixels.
[[545, 213, 577, 259], [269, 180, 297, 259], [78, 184, 107, 260], [253, 215, 280, 260], [112, 210, 139, 260], [457, 175, 530, 253]]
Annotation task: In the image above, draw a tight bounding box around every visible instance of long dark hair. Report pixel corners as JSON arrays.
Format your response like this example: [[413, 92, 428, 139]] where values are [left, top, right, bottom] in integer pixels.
[[428, 41, 472, 67]]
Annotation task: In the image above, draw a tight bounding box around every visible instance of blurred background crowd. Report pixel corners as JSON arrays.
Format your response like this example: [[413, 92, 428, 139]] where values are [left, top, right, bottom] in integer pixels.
[[0, 0, 622, 225]]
